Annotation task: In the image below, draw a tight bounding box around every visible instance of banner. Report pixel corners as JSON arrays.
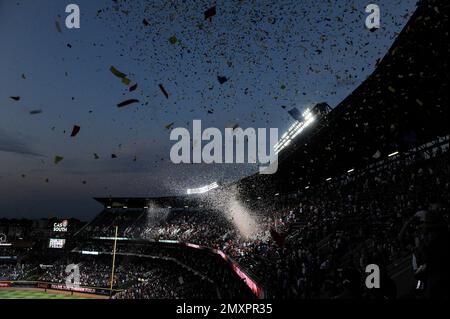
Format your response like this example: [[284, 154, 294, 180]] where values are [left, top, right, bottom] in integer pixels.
[[50, 284, 96, 294]]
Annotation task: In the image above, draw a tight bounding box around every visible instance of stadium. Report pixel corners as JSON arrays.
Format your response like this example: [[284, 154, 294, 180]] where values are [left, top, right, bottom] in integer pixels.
[[0, 0, 448, 304]]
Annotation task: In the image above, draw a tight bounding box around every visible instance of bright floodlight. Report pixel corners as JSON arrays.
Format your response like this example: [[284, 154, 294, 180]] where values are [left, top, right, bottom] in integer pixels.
[[187, 182, 219, 195], [81, 250, 99, 255], [274, 114, 316, 155], [388, 151, 399, 157]]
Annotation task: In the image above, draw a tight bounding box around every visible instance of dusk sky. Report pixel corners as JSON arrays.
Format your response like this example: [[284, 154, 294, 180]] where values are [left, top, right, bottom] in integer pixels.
[[0, 0, 417, 220]]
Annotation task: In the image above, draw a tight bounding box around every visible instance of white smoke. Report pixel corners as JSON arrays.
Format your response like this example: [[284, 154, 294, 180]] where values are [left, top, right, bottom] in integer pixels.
[[204, 186, 260, 239]]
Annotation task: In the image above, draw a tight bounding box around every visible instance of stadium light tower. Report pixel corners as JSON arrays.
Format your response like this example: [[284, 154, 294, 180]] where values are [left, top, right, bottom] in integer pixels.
[[274, 108, 316, 155], [274, 102, 331, 155]]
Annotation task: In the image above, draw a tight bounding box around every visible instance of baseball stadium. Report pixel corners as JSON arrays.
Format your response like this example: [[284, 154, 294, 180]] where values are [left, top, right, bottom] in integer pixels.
[[0, 0, 448, 304]]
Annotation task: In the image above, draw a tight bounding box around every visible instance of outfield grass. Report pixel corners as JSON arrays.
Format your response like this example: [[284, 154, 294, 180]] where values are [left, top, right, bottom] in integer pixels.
[[0, 289, 85, 299]]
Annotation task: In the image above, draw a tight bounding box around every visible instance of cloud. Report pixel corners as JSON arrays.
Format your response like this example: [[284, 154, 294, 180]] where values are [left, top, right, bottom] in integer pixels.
[[0, 128, 42, 156]]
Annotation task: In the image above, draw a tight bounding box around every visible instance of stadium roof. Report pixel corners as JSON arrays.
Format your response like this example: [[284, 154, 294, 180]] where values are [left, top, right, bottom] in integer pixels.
[[94, 196, 200, 208]]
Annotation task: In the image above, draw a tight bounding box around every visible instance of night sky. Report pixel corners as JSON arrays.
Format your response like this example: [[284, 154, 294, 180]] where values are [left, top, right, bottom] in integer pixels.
[[0, 0, 417, 220]]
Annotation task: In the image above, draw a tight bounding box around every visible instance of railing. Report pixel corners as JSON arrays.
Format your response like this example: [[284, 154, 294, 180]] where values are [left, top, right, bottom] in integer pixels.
[[0, 279, 123, 295]]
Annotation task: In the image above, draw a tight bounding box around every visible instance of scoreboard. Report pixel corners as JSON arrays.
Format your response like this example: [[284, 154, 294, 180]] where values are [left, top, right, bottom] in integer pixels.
[[48, 238, 66, 249]]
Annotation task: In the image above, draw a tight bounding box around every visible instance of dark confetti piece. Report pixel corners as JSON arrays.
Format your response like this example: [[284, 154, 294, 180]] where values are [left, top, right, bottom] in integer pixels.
[[110, 66, 131, 85], [217, 76, 228, 84], [70, 125, 81, 137], [54, 155, 64, 164], [204, 6, 216, 20], [117, 99, 140, 108], [129, 83, 138, 92], [168, 36, 178, 44], [55, 20, 62, 33], [159, 84, 169, 98]]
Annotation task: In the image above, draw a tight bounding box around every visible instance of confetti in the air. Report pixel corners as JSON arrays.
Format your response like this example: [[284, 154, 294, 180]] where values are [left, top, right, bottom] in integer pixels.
[[70, 125, 81, 137], [110, 66, 131, 85], [54, 155, 64, 164], [117, 99, 140, 108]]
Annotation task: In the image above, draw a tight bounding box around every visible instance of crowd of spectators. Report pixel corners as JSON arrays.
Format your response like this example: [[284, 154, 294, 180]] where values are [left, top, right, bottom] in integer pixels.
[[71, 241, 256, 298], [0, 247, 19, 257], [113, 262, 217, 299], [29, 248, 252, 299], [0, 264, 32, 281], [37, 255, 160, 288], [1, 142, 447, 299], [128, 142, 449, 299]]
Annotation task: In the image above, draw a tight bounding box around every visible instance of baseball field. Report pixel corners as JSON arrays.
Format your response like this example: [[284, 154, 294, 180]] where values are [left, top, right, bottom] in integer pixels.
[[0, 288, 107, 299]]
